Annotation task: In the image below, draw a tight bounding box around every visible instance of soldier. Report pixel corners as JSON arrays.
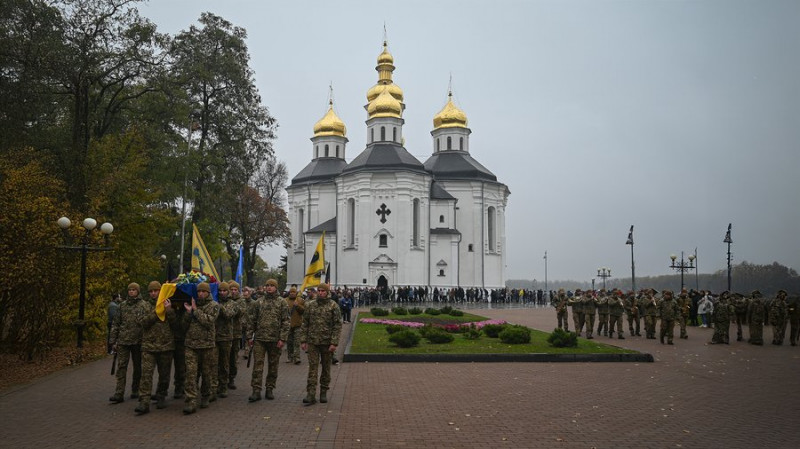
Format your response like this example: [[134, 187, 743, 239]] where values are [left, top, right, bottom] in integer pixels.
[[182, 282, 219, 415], [109, 283, 149, 403], [247, 279, 290, 402], [107, 293, 121, 354], [624, 291, 641, 336], [214, 282, 241, 399], [554, 289, 569, 331], [596, 291, 610, 337], [300, 283, 342, 405], [747, 290, 766, 345], [675, 288, 691, 339], [643, 289, 658, 339], [787, 293, 800, 347], [608, 291, 625, 339], [285, 286, 306, 364], [711, 291, 733, 344], [658, 290, 679, 345], [732, 292, 750, 342], [227, 280, 244, 390], [569, 289, 584, 336], [770, 290, 789, 345], [169, 291, 188, 399], [582, 291, 598, 339], [135, 281, 175, 415]]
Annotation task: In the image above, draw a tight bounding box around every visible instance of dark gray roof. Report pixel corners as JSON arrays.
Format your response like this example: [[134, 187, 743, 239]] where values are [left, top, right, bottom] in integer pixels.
[[430, 181, 456, 200], [342, 142, 427, 175], [423, 150, 497, 182], [430, 227, 461, 235], [290, 158, 348, 186], [305, 217, 337, 234]]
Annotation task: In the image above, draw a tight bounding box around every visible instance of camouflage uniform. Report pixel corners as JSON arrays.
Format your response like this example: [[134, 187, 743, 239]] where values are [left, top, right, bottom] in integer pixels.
[[747, 292, 766, 345], [676, 291, 691, 339], [169, 303, 188, 399], [770, 292, 789, 345], [182, 287, 219, 414], [596, 293, 610, 337], [227, 287, 244, 389], [643, 292, 659, 339], [285, 289, 306, 363], [214, 283, 241, 397], [247, 288, 290, 400], [733, 293, 750, 342], [658, 292, 679, 344], [582, 293, 598, 339], [109, 286, 150, 401], [568, 292, 584, 336], [711, 293, 733, 344], [137, 287, 175, 413], [608, 294, 625, 339], [554, 292, 569, 331], [301, 288, 342, 403], [625, 293, 641, 336]]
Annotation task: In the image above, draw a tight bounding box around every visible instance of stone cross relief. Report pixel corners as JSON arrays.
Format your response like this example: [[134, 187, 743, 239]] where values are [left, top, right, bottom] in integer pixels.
[[376, 203, 391, 224]]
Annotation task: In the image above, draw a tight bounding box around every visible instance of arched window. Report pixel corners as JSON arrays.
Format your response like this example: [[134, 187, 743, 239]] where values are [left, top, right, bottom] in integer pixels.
[[370, 128, 374, 143], [324, 144, 329, 157], [347, 198, 355, 247], [487, 206, 496, 251], [460, 137, 464, 150], [379, 234, 388, 247], [438, 269, 445, 277], [436, 139, 440, 151], [412, 199, 420, 247], [468, 244, 474, 252], [447, 136, 452, 150], [393, 127, 397, 142], [439, 215, 444, 223], [298, 209, 304, 243], [336, 145, 340, 158], [380, 126, 386, 141], [315, 145, 319, 158]]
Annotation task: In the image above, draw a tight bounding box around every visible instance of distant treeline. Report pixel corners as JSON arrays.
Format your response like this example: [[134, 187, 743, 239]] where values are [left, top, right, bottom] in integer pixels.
[[507, 261, 799, 296]]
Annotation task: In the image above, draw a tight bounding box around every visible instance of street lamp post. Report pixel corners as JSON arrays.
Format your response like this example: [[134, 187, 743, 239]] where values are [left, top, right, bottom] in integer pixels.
[[669, 251, 695, 291], [57, 217, 114, 348], [625, 225, 635, 292], [179, 110, 201, 273], [724, 223, 732, 291], [597, 267, 611, 290]]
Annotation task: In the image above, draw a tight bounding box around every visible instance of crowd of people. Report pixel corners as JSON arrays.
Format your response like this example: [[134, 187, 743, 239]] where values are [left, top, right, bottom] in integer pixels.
[[550, 287, 798, 346], [300, 285, 555, 307], [106, 279, 341, 415]]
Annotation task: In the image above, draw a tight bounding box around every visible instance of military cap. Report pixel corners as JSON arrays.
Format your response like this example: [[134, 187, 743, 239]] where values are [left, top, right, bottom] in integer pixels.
[[289, 286, 298, 293], [197, 282, 211, 293], [147, 281, 162, 292], [228, 280, 240, 289], [265, 279, 279, 287], [778, 289, 788, 297], [128, 282, 141, 292], [218, 281, 229, 291], [751, 290, 762, 298], [317, 283, 330, 292]]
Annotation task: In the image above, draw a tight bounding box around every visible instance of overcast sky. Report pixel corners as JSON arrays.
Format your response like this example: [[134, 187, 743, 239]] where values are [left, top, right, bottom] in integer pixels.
[[142, 0, 800, 283]]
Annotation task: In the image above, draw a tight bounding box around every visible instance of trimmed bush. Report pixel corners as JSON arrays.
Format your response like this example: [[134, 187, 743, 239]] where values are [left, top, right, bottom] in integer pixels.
[[499, 325, 532, 344], [424, 307, 441, 315], [391, 307, 408, 315], [388, 330, 420, 348], [547, 328, 578, 348], [482, 323, 507, 338], [418, 324, 435, 338], [463, 323, 481, 340], [440, 305, 454, 315], [385, 324, 407, 335], [370, 307, 389, 316], [409, 307, 423, 315], [449, 309, 464, 317], [424, 328, 455, 344]]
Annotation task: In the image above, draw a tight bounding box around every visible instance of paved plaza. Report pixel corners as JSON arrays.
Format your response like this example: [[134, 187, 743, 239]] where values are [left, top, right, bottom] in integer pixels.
[[1, 306, 799, 448]]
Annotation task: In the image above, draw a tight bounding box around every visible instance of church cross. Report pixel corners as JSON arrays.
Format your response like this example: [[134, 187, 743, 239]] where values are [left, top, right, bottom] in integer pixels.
[[376, 203, 391, 224]]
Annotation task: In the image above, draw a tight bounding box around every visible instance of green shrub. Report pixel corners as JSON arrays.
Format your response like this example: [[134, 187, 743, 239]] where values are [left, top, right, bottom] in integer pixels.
[[499, 325, 532, 344], [547, 328, 578, 348], [409, 307, 423, 315], [388, 330, 420, 348], [482, 323, 507, 338], [449, 309, 464, 317], [385, 324, 407, 335], [370, 307, 389, 316], [424, 328, 455, 344], [462, 323, 481, 340], [418, 324, 435, 338], [424, 307, 441, 315], [440, 305, 454, 314], [391, 307, 408, 315]]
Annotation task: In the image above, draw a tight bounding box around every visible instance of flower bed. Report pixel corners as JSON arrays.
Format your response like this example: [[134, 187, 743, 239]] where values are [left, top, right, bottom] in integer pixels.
[[358, 317, 507, 330]]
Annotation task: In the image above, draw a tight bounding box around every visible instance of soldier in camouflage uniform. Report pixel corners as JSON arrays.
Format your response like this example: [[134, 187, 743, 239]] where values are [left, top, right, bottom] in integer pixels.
[[658, 290, 679, 345], [643, 289, 658, 339], [625, 291, 641, 336], [787, 292, 799, 346], [109, 283, 150, 403], [711, 291, 733, 344], [227, 280, 243, 390], [170, 292, 188, 399], [214, 282, 241, 399], [582, 291, 598, 340], [182, 282, 219, 415], [608, 291, 625, 339], [733, 292, 750, 342], [301, 283, 342, 405], [747, 290, 766, 345], [135, 281, 175, 414], [247, 278, 290, 402], [596, 291, 610, 337], [770, 290, 789, 345], [285, 286, 306, 364], [568, 289, 584, 336], [676, 288, 691, 339], [554, 289, 569, 331]]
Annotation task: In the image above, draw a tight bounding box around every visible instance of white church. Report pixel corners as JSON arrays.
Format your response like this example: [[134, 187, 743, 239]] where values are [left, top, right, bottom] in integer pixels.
[[286, 41, 510, 290]]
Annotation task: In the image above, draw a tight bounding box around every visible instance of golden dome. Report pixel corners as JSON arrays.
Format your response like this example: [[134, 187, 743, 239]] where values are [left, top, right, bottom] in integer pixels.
[[433, 92, 468, 129], [367, 87, 402, 119], [313, 100, 347, 137], [377, 42, 394, 65], [367, 81, 403, 102]]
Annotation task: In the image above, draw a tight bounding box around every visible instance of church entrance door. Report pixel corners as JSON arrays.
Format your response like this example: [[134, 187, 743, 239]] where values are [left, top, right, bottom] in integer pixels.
[[377, 275, 388, 301]]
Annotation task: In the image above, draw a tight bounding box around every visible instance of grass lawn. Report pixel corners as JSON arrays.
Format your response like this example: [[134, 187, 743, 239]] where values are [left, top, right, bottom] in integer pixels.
[[350, 311, 637, 355]]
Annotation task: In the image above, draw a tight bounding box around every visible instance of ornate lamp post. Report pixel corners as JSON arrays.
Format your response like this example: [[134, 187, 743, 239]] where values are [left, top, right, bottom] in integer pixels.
[[597, 267, 611, 290], [625, 225, 635, 292], [669, 251, 695, 291], [57, 217, 114, 348], [724, 223, 732, 291]]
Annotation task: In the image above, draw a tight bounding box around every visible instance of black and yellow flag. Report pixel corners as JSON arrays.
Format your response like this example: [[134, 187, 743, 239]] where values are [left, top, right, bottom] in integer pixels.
[[301, 232, 325, 292]]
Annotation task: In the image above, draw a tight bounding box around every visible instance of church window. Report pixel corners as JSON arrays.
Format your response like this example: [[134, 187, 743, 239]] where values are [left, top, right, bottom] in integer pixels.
[[324, 144, 329, 157], [438, 269, 445, 277], [393, 127, 397, 142], [436, 138, 440, 151], [370, 128, 374, 143], [412, 199, 420, 247], [381, 126, 386, 141], [298, 209, 305, 241], [336, 145, 340, 158], [487, 206, 496, 252], [468, 244, 474, 252], [460, 137, 464, 150], [315, 145, 319, 158], [447, 136, 452, 150], [379, 234, 388, 247], [347, 199, 355, 247], [439, 215, 444, 223]]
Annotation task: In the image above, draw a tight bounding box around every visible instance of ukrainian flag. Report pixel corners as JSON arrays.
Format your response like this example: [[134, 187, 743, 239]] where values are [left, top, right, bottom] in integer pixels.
[[300, 232, 325, 292], [191, 223, 220, 280]]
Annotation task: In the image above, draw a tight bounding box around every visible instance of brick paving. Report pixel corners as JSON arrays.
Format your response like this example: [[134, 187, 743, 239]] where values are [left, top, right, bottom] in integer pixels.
[[1, 307, 799, 448]]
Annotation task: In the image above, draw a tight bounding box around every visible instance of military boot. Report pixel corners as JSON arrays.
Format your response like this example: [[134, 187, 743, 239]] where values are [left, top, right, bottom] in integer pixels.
[[208, 392, 216, 403], [134, 403, 150, 415], [109, 394, 124, 404], [319, 391, 328, 403], [156, 396, 167, 409], [182, 404, 196, 415], [265, 389, 275, 400], [302, 392, 316, 406], [660, 335, 664, 344], [618, 333, 625, 339], [217, 388, 228, 398], [248, 391, 261, 402], [227, 382, 237, 390], [200, 397, 210, 409]]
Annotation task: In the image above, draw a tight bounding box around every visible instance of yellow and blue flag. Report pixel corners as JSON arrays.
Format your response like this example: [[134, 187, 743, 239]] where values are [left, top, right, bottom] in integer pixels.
[[300, 232, 325, 292], [191, 223, 220, 280]]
